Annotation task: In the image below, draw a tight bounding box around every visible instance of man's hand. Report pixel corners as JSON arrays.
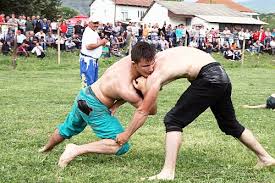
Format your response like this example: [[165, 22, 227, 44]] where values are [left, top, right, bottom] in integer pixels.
[[99, 38, 108, 46], [116, 132, 130, 146], [133, 76, 147, 94]]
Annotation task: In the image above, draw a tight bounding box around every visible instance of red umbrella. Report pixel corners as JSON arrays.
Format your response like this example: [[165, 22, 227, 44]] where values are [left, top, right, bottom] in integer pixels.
[[67, 15, 89, 26]]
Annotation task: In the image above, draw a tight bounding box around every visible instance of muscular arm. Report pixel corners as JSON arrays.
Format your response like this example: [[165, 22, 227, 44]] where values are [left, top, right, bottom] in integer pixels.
[[116, 78, 161, 145]]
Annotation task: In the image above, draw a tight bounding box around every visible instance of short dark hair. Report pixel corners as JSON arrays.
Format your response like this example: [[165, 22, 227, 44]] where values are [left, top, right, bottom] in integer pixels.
[[131, 42, 156, 63]]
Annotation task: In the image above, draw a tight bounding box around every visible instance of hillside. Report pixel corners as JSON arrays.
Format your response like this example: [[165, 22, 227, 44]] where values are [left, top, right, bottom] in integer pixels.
[[260, 13, 275, 29], [61, 0, 90, 15]]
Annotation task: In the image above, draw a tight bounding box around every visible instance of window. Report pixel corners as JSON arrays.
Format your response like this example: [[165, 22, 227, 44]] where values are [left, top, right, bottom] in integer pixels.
[[121, 12, 128, 21]]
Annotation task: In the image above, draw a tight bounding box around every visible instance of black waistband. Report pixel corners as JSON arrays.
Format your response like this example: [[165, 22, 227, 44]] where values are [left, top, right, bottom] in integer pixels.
[[80, 52, 98, 60], [86, 86, 96, 97], [197, 62, 221, 78]]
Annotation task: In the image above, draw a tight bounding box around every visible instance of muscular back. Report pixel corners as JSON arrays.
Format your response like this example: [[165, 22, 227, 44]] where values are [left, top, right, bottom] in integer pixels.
[[91, 56, 142, 108], [150, 46, 216, 86]]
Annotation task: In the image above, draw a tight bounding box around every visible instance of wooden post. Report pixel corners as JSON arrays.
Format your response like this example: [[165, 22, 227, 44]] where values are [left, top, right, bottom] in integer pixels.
[[12, 28, 18, 69], [57, 20, 61, 65], [241, 39, 246, 65]]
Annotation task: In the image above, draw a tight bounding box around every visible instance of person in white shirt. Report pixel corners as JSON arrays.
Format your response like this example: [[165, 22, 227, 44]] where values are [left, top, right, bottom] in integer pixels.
[[16, 30, 26, 44], [80, 15, 108, 87], [31, 41, 45, 58]]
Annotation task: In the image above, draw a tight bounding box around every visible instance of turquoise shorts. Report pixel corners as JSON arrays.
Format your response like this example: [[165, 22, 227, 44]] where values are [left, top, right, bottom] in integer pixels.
[[58, 87, 130, 155]]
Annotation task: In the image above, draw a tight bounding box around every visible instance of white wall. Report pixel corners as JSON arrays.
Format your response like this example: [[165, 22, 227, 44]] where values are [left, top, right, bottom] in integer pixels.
[[90, 0, 147, 24], [143, 3, 187, 27], [116, 5, 147, 22], [90, 0, 115, 24], [191, 17, 219, 30]]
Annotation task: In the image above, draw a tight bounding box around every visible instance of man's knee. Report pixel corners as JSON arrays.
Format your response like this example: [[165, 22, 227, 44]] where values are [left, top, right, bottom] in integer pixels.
[[116, 142, 130, 156], [164, 114, 183, 133], [218, 121, 245, 138]]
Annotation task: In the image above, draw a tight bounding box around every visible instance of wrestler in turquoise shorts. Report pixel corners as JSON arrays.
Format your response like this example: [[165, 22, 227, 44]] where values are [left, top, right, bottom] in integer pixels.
[[58, 87, 130, 155]]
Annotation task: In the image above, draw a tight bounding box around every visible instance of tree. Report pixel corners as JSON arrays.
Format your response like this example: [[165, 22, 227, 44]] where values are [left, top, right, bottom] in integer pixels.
[[58, 6, 79, 20], [0, 0, 62, 20]]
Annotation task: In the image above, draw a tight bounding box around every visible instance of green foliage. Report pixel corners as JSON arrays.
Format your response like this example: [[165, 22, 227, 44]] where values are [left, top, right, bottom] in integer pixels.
[[0, 0, 62, 20], [260, 13, 275, 29], [58, 6, 79, 20], [0, 50, 275, 182]]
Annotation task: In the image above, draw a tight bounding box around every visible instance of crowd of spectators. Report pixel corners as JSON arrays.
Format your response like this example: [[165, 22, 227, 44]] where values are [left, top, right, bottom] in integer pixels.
[[0, 13, 275, 61]]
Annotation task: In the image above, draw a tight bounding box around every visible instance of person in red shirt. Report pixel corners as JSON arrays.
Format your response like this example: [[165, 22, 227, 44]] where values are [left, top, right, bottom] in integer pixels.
[[0, 13, 5, 24], [59, 20, 68, 34], [252, 30, 260, 42], [258, 27, 266, 44]]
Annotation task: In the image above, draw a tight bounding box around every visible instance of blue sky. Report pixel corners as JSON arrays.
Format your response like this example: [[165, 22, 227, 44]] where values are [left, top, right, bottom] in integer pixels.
[[184, 0, 275, 13], [184, 0, 252, 2]]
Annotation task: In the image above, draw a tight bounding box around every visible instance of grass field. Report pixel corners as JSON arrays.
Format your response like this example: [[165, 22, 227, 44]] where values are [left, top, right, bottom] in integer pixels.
[[0, 50, 275, 183]]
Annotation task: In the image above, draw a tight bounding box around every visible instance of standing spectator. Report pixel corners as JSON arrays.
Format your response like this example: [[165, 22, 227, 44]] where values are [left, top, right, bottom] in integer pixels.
[[25, 16, 34, 34], [79, 16, 108, 87], [18, 15, 26, 33], [42, 18, 49, 33], [238, 28, 245, 49], [7, 14, 18, 32], [175, 24, 183, 46], [244, 29, 251, 49], [50, 20, 58, 34], [258, 27, 266, 44], [66, 20, 74, 38], [59, 20, 67, 34], [265, 28, 272, 45], [223, 27, 231, 46], [0, 13, 5, 24], [34, 16, 42, 33], [271, 29, 275, 38], [270, 37, 275, 55]]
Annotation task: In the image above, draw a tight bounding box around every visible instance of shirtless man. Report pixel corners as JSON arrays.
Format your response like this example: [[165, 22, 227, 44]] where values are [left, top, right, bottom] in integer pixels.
[[243, 93, 275, 111], [39, 42, 156, 168], [116, 46, 275, 180]]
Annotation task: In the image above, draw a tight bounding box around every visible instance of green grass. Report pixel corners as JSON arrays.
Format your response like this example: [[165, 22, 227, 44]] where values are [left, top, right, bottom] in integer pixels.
[[0, 50, 275, 183]]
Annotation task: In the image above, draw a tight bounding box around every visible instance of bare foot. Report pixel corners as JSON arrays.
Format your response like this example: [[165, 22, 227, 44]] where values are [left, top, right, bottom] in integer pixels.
[[142, 172, 175, 181], [38, 146, 47, 153], [254, 159, 275, 169], [58, 144, 78, 168]]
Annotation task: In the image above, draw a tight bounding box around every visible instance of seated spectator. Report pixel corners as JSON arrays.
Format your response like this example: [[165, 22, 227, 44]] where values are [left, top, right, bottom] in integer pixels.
[[31, 41, 45, 59], [2, 41, 11, 55], [262, 42, 272, 55], [110, 35, 122, 57], [0, 39, 3, 53], [212, 39, 220, 52], [55, 33, 66, 50], [65, 38, 76, 52], [159, 36, 169, 51], [16, 30, 27, 45], [72, 34, 81, 49], [35, 30, 46, 42], [270, 37, 275, 55], [46, 32, 56, 48], [16, 40, 29, 57], [102, 41, 111, 58], [248, 40, 263, 55], [188, 38, 198, 48], [40, 36, 47, 50]]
